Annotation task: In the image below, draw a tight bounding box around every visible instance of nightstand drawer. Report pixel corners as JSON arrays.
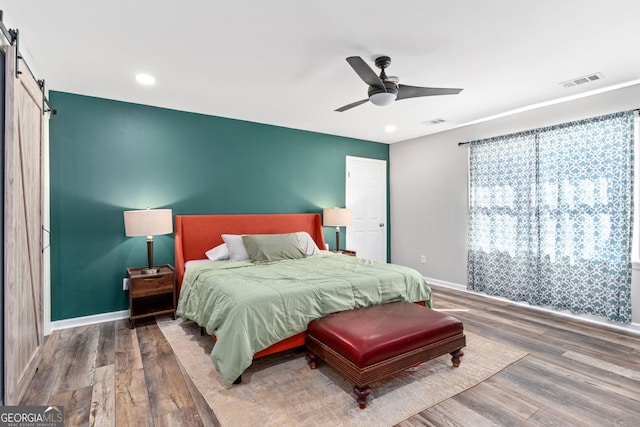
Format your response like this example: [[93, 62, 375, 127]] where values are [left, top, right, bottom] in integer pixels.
[[130, 274, 174, 298]]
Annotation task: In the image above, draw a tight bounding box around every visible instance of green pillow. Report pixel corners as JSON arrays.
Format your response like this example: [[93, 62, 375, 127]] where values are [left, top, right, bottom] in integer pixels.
[[242, 233, 307, 263]]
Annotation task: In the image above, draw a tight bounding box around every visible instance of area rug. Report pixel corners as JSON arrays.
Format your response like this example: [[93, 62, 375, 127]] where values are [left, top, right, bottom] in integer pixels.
[[158, 318, 527, 427]]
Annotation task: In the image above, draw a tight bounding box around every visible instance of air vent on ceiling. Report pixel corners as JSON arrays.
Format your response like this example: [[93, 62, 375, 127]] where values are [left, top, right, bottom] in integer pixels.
[[560, 72, 604, 88], [422, 118, 446, 125]]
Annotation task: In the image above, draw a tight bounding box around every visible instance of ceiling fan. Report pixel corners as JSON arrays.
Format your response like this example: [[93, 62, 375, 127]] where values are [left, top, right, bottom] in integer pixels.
[[335, 56, 463, 112]]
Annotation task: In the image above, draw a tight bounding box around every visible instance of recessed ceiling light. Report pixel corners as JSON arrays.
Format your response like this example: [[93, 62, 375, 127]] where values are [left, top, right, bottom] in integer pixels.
[[135, 73, 156, 85], [384, 125, 397, 133]]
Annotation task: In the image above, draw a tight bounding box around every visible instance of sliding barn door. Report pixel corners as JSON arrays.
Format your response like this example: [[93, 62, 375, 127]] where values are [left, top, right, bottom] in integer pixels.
[[3, 44, 44, 404]]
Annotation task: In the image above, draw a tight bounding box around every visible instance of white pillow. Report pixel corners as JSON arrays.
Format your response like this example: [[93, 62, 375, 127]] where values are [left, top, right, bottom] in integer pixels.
[[205, 243, 229, 261], [222, 234, 250, 261], [295, 231, 320, 255]]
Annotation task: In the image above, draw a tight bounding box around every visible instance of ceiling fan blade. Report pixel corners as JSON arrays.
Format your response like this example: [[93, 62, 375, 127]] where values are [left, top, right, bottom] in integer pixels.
[[346, 56, 385, 90], [335, 99, 369, 112], [397, 84, 463, 100]]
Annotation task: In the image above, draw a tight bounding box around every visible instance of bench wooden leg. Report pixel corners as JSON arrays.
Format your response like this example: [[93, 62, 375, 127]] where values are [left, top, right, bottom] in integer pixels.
[[306, 352, 318, 369], [450, 348, 464, 367], [353, 385, 371, 409]]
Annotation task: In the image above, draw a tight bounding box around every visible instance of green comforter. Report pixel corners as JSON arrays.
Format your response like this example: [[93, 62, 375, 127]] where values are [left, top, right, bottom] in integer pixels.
[[176, 251, 432, 386]]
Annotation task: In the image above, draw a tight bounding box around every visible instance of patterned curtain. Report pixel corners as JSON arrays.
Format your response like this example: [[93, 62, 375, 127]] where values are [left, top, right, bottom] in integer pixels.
[[468, 111, 634, 323]]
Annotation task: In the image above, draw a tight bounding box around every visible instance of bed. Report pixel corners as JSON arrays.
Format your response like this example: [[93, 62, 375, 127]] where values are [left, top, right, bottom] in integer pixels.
[[174, 213, 432, 386]]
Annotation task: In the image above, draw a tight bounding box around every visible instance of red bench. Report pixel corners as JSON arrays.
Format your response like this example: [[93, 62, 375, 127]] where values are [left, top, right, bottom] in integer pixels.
[[306, 301, 466, 409]]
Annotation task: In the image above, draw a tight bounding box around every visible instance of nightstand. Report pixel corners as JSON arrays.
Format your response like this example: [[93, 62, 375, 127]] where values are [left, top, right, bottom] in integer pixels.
[[127, 264, 176, 328], [335, 249, 356, 257]]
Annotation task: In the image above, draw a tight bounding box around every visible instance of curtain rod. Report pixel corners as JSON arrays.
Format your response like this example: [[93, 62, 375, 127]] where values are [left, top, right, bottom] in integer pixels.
[[0, 11, 56, 116], [457, 108, 640, 147]]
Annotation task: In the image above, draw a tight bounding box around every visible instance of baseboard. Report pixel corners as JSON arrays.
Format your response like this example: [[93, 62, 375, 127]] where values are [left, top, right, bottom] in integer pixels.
[[424, 276, 640, 336], [49, 309, 129, 333], [49, 280, 640, 337], [424, 277, 466, 291]]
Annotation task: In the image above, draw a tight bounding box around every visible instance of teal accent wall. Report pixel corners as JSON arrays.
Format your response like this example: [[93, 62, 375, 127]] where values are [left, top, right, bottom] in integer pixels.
[[49, 91, 389, 321]]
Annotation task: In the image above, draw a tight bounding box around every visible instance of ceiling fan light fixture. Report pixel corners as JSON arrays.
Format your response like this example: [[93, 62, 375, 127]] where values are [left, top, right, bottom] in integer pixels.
[[335, 55, 462, 112], [369, 92, 396, 106]]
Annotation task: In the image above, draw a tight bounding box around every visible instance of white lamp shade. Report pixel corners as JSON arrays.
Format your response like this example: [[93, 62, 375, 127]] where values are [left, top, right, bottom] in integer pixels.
[[124, 209, 173, 237], [323, 208, 353, 227]]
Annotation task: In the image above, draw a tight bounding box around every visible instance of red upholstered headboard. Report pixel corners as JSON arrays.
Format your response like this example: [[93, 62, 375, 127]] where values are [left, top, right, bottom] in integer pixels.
[[174, 213, 326, 292]]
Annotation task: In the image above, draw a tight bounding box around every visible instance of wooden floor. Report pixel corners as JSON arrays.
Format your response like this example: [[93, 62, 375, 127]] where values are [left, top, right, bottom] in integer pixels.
[[22, 285, 640, 426]]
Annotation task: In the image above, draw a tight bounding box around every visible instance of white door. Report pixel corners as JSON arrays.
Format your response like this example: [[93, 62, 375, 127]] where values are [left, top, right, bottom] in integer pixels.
[[345, 156, 387, 262]]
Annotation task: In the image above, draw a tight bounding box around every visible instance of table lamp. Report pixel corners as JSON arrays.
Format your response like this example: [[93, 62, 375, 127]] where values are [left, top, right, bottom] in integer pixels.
[[124, 208, 173, 274], [323, 207, 353, 252]]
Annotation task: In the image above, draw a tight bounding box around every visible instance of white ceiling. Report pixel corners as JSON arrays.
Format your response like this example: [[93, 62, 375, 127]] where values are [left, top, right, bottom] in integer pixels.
[[3, 1, 640, 143]]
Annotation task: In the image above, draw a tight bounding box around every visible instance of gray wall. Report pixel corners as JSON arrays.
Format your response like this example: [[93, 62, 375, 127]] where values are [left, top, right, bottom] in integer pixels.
[[390, 82, 640, 325]]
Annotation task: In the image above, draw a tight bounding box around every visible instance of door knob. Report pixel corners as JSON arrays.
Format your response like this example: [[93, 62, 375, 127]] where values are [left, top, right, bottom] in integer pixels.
[[379, 223, 385, 227]]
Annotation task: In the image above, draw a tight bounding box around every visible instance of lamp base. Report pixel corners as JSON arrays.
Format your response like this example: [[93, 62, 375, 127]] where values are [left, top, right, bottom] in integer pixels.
[[143, 238, 158, 275], [141, 267, 160, 275]]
